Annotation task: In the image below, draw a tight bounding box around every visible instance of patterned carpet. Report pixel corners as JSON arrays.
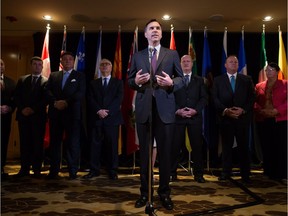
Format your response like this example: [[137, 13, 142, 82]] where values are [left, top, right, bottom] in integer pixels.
[[1, 164, 287, 216]]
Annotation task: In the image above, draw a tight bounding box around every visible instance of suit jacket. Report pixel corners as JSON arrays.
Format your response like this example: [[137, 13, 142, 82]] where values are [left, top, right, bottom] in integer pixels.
[[45, 70, 86, 120], [174, 74, 208, 125], [88, 77, 124, 126], [254, 79, 287, 122], [14, 74, 48, 121], [128, 47, 184, 124], [1, 75, 16, 114], [212, 73, 255, 125]]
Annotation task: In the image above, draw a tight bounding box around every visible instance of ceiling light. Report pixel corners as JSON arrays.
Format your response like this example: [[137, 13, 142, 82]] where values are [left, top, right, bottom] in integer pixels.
[[162, 15, 172, 21], [42, 15, 53, 21], [263, 16, 273, 21]]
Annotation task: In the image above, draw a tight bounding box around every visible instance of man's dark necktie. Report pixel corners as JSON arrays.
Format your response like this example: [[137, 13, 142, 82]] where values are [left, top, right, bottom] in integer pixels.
[[32, 76, 38, 87], [151, 48, 157, 74], [230, 75, 235, 92], [184, 74, 190, 87], [103, 77, 108, 89], [62, 72, 69, 89]]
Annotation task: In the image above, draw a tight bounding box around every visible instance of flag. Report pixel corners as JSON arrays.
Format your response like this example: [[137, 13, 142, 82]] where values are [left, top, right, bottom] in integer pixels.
[[258, 25, 268, 83], [94, 26, 102, 79], [41, 24, 51, 78], [74, 26, 85, 72], [188, 27, 197, 75], [122, 26, 139, 155], [113, 26, 123, 154], [221, 27, 228, 74], [238, 27, 247, 75], [278, 27, 287, 80], [59, 25, 67, 70], [185, 128, 192, 153], [169, 25, 176, 50], [202, 27, 212, 145]]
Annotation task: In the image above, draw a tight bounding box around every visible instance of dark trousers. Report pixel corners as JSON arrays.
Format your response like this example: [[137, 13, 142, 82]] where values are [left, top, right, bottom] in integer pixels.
[[137, 99, 174, 198], [171, 123, 204, 176], [18, 118, 46, 173], [1, 114, 12, 172], [220, 122, 250, 178], [49, 118, 81, 175], [89, 125, 119, 172]]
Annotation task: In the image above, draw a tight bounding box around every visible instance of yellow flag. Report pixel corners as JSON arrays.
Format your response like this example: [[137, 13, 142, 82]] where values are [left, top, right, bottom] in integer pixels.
[[185, 128, 192, 152], [278, 29, 287, 80]]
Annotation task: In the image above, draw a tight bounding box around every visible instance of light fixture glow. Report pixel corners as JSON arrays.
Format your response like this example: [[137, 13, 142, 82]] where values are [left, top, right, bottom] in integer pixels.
[[263, 16, 273, 22], [162, 14, 171, 21], [42, 15, 53, 21]]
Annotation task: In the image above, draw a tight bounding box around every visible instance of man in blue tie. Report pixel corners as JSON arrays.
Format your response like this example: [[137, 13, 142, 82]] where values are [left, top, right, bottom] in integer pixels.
[[212, 55, 255, 183]]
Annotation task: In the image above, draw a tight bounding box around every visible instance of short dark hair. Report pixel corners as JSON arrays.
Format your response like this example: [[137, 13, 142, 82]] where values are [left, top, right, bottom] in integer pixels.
[[268, 62, 280, 72], [144, 19, 162, 32], [61, 51, 74, 58], [30, 56, 42, 64]]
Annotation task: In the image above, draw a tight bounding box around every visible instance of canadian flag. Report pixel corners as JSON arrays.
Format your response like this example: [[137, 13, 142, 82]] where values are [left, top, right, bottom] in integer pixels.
[[41, 24, 51, 78]]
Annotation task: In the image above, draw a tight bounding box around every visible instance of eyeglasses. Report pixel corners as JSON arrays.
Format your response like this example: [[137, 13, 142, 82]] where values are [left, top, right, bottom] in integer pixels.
[[100, 62, 111, 66], [265, 67, 276, 72]]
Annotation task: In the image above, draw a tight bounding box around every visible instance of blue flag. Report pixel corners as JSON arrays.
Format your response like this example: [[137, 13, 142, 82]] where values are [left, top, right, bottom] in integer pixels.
[[238, 28, 247, 75], [202, 28, 212, 146], [74, 27, 85, 72]]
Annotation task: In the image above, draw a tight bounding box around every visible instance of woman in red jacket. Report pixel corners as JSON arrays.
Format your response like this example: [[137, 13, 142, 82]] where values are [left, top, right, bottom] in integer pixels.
[[254, 62, 287, 182]]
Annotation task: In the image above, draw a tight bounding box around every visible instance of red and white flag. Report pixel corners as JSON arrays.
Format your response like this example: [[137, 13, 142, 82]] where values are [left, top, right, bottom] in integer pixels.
[[41, 24, 51, 78]]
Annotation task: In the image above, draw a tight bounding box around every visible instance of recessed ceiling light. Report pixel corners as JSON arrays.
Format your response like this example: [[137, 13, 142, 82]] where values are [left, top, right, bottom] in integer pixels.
[[42, 15, 53, 21], [263, 16, 273, 21], [162, 14, 172, 21]]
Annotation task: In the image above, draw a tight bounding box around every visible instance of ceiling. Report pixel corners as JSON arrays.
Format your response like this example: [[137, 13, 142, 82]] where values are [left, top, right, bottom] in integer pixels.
[[1, 0, 287, 36]]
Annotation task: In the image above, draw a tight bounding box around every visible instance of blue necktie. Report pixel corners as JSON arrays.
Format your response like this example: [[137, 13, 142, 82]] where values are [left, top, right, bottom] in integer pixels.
[[151, 48, 157, 74], [184, 74, 190, 87], [103, 77, 108, 89], [230, 75, 235, 92], [62, 71, 69, 89]]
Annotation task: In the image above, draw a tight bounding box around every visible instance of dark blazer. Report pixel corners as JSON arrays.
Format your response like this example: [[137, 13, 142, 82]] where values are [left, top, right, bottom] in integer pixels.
[[1, 75, 16, 112], [88, 77, 124, 126], [45, 70, 86, 120], [128, 47, 184, 124], [212, 73, 255, 125], [174, 74, 208, 124], [14, 74, 48, 121]]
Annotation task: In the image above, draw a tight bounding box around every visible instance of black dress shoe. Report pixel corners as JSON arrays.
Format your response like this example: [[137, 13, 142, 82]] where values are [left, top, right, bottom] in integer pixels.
[[46, 173, 60, 180], [68, 173, 78, 180], [218, 174, 230, 181], [160, 196, 173, 210], [109, 173, 118, 180], [195, 176, 206, 183], [170, 174, 177, 182], [135, 196, 148, 208], [241, 176, 252, 184], [83, 172, 100, 179], [15, 171, 30, 178]]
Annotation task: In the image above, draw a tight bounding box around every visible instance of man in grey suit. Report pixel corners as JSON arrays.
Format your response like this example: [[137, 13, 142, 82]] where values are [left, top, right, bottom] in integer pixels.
[[170, 55, 208, 183], [45, 51, 86, 180], [128, 19, 184, 210], [212, 55, 255, 183]]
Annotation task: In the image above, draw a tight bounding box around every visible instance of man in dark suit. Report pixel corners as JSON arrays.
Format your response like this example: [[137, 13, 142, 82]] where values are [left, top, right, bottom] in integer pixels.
[[212, 55, 255, 183], [128, 19, 184, 210], [1, 59, 16, 178], [83, 58, 123, 180], [171, 55, 208, 183], [45, 51, 86, 180], [14, 56, 48, 178]]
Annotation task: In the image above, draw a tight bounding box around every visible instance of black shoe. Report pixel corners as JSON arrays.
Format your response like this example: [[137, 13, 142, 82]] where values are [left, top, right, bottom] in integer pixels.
[[46, 172, 60, 180], [218, 174, 230, 181], [135, 196, 148, 208], [170, 174, 177, 182], [83, 172, 100, 179], [32, 171, 42, 179], [109, 173, 118, 180], [15, 171, 30, 178], [241, 176, 252, 184], [195, 176, 206, 183], [68, 173, 78, 180], [160, 196, 173, 210]]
